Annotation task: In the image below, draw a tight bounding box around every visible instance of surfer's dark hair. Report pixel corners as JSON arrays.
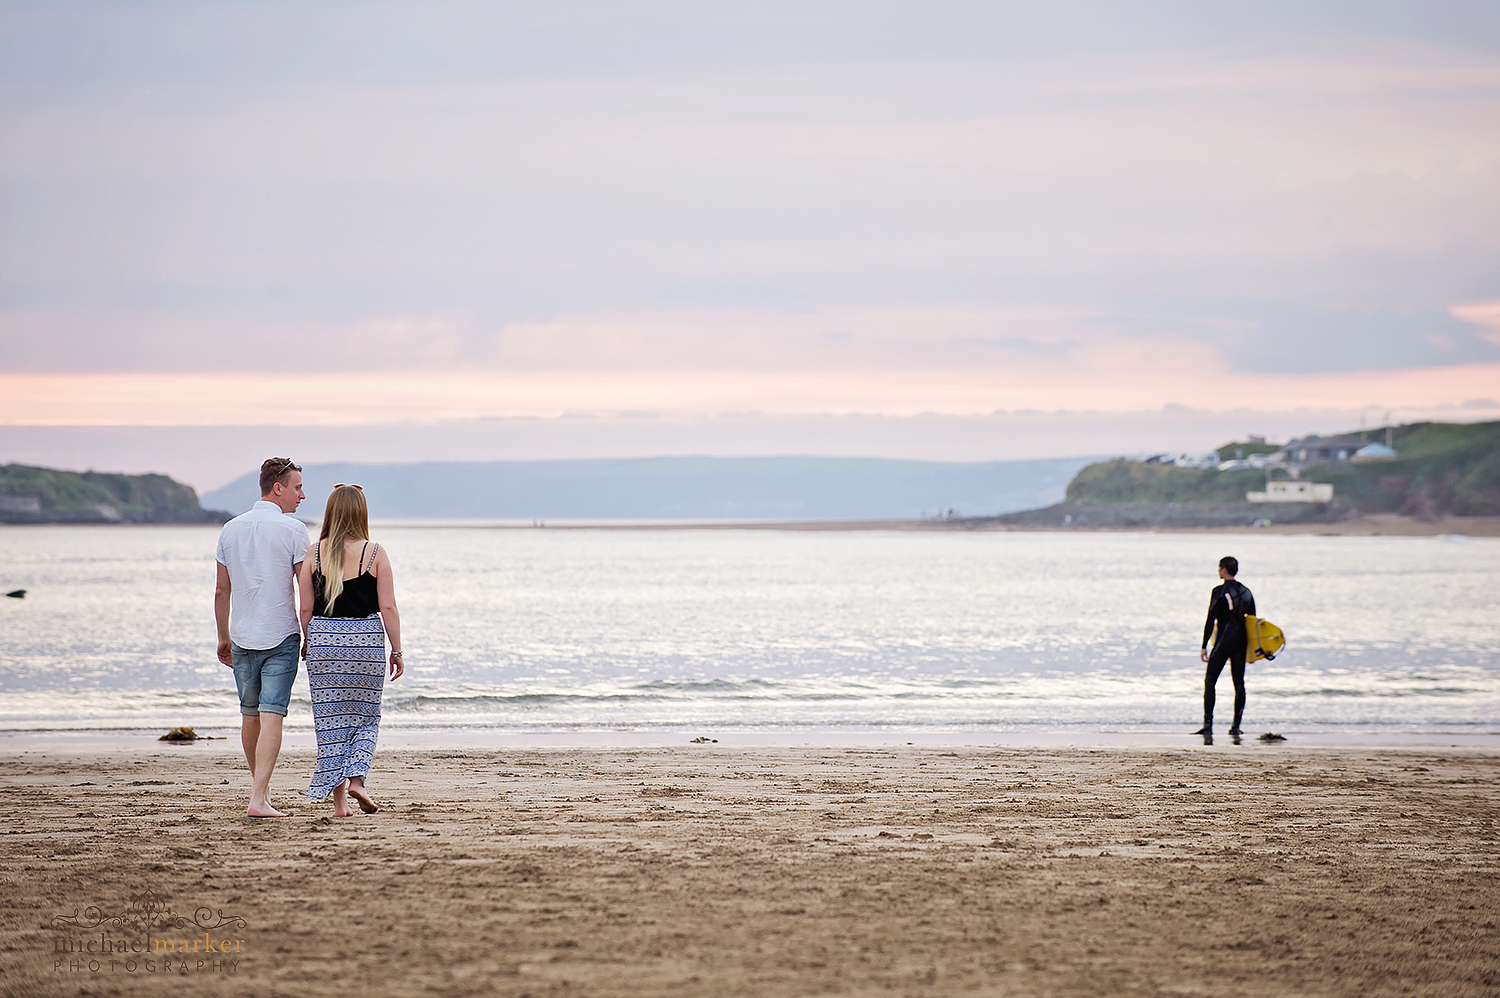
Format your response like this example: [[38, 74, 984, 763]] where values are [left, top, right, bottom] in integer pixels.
[[1219, 556, 1239, 576]]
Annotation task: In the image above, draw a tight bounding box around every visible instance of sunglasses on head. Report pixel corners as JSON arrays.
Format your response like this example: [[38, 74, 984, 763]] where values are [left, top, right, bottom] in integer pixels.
[[334, 483, 364, 491]]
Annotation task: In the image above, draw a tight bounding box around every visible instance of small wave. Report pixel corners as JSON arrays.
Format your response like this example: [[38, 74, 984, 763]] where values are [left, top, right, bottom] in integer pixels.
[[388, 687, 881, 711], [629, 678, 786, 693], [401, 692, 646, 709], [1259, 685, 1477, 699], [2, 664, 1497, 732]]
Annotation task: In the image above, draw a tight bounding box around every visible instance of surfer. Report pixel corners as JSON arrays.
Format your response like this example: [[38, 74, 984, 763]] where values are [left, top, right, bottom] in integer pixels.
[[1195, 556, 1255, 737]]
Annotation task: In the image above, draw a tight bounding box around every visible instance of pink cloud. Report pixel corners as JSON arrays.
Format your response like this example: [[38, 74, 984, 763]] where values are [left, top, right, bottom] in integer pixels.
[[2, 358, 1495, 426], [1453, 301, 1500, 348]]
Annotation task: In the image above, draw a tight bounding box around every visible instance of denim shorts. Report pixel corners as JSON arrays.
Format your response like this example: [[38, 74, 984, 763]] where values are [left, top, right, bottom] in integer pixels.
[[231, 632, 301, 716]]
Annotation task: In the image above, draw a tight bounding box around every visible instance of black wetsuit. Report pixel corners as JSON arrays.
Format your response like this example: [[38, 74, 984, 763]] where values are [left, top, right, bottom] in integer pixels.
[[1201, 578, 1255, 733]]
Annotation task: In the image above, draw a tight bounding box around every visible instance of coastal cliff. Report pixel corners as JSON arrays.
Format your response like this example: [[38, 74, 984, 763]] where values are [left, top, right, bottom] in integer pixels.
[[975, 420, 1500, 529], [0, 464, 229, 524]]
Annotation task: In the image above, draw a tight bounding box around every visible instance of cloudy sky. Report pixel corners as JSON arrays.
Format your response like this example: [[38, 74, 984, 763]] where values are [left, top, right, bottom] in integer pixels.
[[2, 1, 1499, 488]]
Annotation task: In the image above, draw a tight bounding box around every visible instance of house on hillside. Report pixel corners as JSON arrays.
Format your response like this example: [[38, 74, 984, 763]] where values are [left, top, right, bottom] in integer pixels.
[[1278, 434, 1373, 467], [1218, 453, 1277, 471], [1352, 442, 1397, 461], [1247, 481, 1334, 503], [1145, 452, 1220, 469]]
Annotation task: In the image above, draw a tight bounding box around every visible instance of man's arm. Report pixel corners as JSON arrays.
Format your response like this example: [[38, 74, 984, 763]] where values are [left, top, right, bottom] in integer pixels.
[[1202, 587, 1220, 649], [215, 562, 233, 667], [1200, 586, 1220, 662]]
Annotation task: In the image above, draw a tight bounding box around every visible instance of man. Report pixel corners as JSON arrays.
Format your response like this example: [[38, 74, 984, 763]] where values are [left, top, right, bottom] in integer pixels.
[[215, 458, 310, 817], [1195, 555, 1256, 737]]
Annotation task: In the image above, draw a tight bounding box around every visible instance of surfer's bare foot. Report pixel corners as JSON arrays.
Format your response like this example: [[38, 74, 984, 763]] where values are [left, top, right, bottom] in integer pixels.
[[1192, 727, 1210, 735], [348, 780, 379, 814]]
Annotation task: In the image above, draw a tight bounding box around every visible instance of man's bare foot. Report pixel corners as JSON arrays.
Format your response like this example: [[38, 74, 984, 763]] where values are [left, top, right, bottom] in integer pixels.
[[348, 784, 379, 813], [246, 802, 287, 817]]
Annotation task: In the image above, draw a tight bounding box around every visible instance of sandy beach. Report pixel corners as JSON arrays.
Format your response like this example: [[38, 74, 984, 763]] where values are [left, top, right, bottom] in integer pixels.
[[4, 741, 1498, 998]]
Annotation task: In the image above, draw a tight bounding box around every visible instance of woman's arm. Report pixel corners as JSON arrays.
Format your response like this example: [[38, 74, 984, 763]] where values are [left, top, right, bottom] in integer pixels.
[[297, 542, 317, 659], [374, 545, 403, 680]]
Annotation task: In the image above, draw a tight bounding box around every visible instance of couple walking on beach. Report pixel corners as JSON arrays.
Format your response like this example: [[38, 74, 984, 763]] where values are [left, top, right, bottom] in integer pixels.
[[213, 457, 404, 817]]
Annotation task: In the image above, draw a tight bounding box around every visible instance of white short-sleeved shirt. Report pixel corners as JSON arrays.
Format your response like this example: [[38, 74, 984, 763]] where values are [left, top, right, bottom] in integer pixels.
[[215, 500, 311, 650]]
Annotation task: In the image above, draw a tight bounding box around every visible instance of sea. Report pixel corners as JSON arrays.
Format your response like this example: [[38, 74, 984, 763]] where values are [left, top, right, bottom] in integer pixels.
[[1, 525, 1496, 740]]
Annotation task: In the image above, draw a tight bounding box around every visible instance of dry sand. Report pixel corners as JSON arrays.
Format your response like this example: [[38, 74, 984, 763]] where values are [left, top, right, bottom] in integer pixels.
[[4, 742, 1498, 998]]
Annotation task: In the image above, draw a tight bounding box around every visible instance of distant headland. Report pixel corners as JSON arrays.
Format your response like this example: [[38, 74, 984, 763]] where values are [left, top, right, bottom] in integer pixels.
[[971, 419, 1500, 530], [0, 464, 229, 525]]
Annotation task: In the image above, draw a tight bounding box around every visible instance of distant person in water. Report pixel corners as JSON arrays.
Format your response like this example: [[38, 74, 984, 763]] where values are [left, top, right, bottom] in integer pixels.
[[1196, 555, 1255, 737], [215, 457, 309, 817], [298, 484, 404, 816]]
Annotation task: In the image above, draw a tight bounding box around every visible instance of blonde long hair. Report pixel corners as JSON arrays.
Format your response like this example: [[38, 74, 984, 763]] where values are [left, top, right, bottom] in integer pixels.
[[318, 485, 370, 614]]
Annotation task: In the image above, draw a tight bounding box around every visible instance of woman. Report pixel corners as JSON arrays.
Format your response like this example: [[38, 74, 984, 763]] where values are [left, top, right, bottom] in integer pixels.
[[298, 484, 404, 816]]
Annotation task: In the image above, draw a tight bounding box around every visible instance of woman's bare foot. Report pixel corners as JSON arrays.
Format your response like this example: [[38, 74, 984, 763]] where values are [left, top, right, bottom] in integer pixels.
[[246, 801, 287, 817], [332, 781, 353, 818], [347, 780, 379, 813]]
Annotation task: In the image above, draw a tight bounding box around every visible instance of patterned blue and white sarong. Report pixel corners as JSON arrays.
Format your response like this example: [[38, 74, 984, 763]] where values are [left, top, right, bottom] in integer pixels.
[[305, 614, 387, 799]]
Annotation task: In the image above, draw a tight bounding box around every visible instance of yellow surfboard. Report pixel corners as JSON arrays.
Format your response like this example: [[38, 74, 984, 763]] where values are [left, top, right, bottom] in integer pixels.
[[1244, 615, 1285, 664]]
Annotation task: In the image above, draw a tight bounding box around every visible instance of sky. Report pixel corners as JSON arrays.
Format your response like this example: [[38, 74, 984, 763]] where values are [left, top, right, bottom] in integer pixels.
[[2, 1, 1499, 490]]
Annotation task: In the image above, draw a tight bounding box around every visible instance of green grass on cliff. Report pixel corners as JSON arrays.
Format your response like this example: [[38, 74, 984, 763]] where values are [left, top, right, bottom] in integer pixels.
[[1313, 421, 1500, 516], [0, 464, 212, 519], [1065, 421, 1500, 516], [1214, 440, 1281, 461], [1065, 461, 1265, 506]]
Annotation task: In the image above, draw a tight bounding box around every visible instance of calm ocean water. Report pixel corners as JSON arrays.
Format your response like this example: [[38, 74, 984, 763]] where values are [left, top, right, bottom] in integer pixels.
[[0, 525, 1496, 735]]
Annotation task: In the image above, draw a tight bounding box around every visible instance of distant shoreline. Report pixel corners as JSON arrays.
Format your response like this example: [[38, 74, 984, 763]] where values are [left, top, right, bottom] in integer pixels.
[[4, 512, 1496, 536], [362, 512, 1500, 536], [489, 513, 1500, 536]]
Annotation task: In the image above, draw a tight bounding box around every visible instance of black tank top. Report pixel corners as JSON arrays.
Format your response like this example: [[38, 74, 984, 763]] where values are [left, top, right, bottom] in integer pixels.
[[312, 541, 381, 618]]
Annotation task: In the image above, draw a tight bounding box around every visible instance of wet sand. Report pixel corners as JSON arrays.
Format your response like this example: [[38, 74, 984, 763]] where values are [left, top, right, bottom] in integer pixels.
[[4, 743, 1498, 997]]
